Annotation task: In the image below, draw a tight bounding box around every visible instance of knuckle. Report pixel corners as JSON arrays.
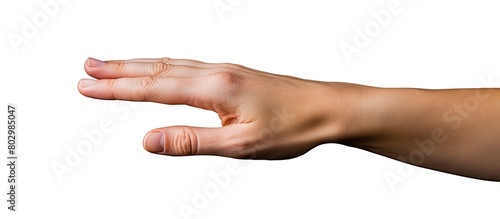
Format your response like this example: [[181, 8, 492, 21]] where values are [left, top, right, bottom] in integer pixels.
[[139, 77, 159, 100], [106, 79, 116, 89], [202, 72, 243, 104], [152, 61, 172, 76], [140, 77, 157, 90], [160, 57, 171, 64], [211, 72, 242, 87], [116, 60, 126, 72], [171, 127, 198, 155]]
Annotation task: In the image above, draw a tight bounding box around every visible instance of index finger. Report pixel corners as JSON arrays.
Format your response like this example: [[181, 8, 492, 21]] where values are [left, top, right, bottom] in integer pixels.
[[77, 74, 229, 110], [84, 57, 214, 79]]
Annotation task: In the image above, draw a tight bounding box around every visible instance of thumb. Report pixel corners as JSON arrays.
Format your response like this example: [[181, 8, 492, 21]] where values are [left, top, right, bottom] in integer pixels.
[[143, 125, 249, 157]]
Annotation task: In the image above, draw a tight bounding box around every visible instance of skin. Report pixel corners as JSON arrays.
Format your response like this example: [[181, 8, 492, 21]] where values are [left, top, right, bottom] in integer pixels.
[[78, 57, 500, 181]]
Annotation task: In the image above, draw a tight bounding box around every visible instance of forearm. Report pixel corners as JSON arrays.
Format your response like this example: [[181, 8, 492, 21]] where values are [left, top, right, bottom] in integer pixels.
[[328, 82, 500, 181]]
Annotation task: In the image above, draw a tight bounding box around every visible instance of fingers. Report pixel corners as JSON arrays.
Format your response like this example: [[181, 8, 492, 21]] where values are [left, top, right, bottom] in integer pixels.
[[143, 125, 250, 158], [107, 57, 212, 68], [84, 57, 215, 79], [78, 77, 186, 104], [78, 73, 231, 108]]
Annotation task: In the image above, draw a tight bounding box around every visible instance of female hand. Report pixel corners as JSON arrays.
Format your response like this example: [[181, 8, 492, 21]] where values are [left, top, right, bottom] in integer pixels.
[[78, 57, 351, 159]]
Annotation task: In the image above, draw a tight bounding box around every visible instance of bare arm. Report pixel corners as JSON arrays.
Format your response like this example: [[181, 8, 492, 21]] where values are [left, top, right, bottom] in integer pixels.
[[333, 84, 500, 180], [78, 57, 500, 181]]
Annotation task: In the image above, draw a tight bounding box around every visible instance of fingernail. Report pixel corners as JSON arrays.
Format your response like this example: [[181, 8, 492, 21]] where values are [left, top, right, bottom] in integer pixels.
[[79, 79, 97, 88], [144, 132, 165, 153], [87, 57, 104, 67]]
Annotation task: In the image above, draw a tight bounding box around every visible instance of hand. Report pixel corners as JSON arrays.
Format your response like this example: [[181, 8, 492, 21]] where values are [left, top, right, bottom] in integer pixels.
[[78, 57, 349, 159]]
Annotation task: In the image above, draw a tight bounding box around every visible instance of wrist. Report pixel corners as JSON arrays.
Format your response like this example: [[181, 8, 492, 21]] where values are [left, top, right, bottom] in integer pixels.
[[309, 82, 365, 145]]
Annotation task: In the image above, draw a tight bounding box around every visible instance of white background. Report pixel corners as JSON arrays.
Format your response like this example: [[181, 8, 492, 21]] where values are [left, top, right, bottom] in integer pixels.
[[1, 0, 500, 218]]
